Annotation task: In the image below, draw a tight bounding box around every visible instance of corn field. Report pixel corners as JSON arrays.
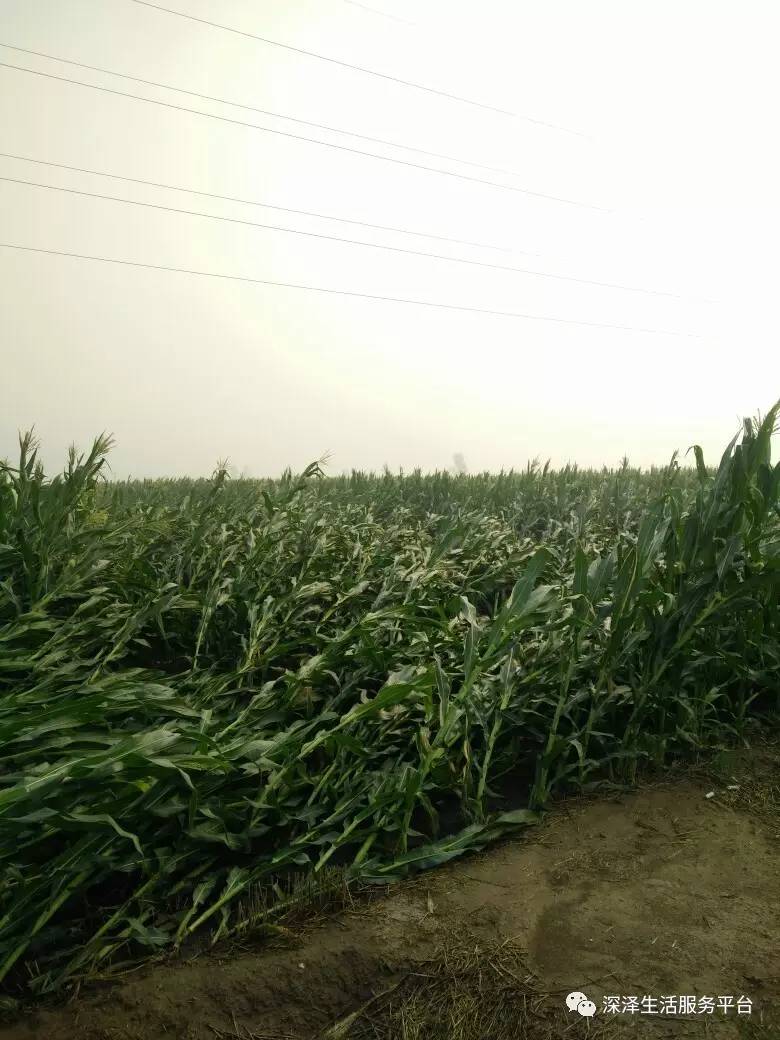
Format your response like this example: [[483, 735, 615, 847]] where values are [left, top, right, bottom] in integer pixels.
[[0, 405, 778, 997]]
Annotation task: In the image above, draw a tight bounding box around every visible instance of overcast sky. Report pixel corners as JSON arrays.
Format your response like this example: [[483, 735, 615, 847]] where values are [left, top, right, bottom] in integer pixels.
[[1, 0, 778, 476]]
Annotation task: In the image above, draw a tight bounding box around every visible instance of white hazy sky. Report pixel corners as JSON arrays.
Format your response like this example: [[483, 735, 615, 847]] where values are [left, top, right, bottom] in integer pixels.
[[1, 0, 778, 476]]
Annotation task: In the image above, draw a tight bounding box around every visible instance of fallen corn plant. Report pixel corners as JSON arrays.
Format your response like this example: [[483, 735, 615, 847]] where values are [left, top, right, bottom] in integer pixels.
[[0, 404, 778, 995]]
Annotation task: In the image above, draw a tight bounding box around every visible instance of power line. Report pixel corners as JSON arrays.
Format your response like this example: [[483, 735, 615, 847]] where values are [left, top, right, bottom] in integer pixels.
[[0, 174, 683, 300], [129, 0, 583, 135], [127, 0, 513, 117], [0, 60, 606, 211], [0, 151, 511, 253], [0, 43, 540, 181], [0, 242, 697, 338], [343, 1, 417, 26]]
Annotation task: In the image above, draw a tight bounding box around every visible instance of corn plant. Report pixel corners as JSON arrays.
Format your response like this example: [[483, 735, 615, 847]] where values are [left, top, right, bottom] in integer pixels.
[[0, 405, 777, 996]]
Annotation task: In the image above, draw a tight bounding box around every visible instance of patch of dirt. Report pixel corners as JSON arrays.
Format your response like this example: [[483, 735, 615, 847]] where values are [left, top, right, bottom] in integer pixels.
[[2, 746, 778, 1039]]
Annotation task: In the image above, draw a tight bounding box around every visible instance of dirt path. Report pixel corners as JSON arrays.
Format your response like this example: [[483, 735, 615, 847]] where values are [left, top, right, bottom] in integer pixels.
[[2, 747, 778, 1039]]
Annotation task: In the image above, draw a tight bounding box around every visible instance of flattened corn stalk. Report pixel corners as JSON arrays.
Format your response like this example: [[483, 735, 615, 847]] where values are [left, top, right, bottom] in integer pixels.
[[0, 404, 778, 995]]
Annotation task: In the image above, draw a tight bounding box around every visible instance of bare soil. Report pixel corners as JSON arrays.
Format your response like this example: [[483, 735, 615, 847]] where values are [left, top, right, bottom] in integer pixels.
[[2, 747, 778, 1039]]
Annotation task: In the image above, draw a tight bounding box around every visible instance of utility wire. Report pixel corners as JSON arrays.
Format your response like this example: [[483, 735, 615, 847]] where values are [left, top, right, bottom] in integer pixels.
[[343, 1, 417, 27], [0, 151, 511, 253], [129, 0, 583, 134], [0, 174, 683, 300], [0, 243, 697, 338], [0, 61, 605, 211], [0, 43, 542, 181]]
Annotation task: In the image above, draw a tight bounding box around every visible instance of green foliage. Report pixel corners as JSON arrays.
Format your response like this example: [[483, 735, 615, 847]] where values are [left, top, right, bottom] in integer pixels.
[[0, 407, 778, 995]]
